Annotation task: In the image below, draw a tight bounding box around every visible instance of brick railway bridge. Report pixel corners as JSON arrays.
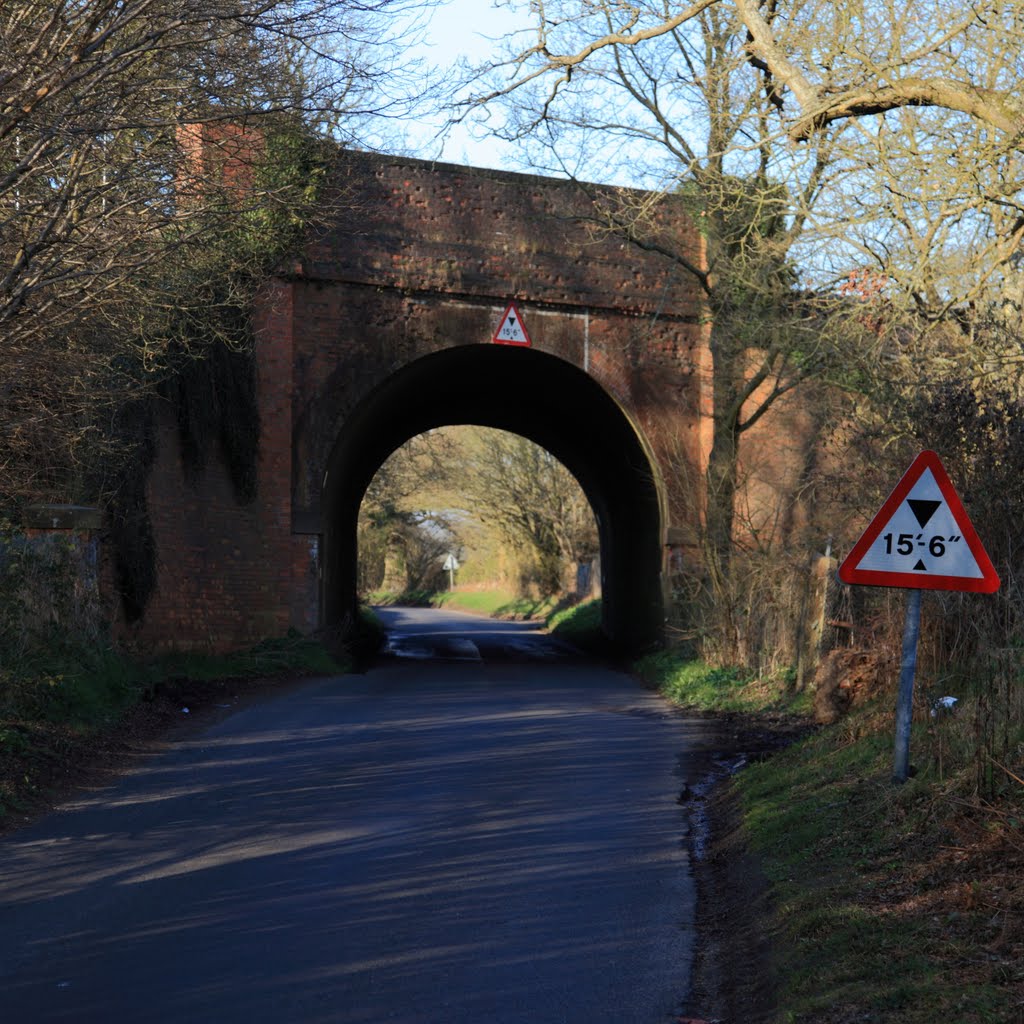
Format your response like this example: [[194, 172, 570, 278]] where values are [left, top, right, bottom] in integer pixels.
[[111, 150, 807, 655]]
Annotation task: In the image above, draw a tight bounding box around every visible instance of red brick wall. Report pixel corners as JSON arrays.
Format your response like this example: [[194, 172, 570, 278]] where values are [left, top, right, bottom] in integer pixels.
[[289, 153, 710, 533], [302, 153, 703, 321], [116, 281, 296, 653], [123, 152, 829, 653]]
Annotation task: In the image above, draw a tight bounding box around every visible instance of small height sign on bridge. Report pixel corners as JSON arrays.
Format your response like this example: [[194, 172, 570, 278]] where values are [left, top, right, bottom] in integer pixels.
[[838, 450, 999, 783], [492, 302, 532, 346]]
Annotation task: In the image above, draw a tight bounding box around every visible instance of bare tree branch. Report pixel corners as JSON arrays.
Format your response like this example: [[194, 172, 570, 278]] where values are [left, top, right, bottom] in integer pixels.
[[732, 0, 1024, 140], [1, 0, 441, 505]]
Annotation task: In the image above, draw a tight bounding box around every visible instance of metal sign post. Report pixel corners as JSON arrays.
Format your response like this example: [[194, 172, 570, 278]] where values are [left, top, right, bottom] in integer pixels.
[[441, 553, 458, 589], [892, 588, 922, 783]]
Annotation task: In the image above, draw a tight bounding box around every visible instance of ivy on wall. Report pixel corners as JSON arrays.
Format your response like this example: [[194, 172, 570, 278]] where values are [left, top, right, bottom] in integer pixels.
[[103, 310, 261, 624], [105, 395, 158, 623], [160, 300, 261, 506], [99, 124, 327, 623]]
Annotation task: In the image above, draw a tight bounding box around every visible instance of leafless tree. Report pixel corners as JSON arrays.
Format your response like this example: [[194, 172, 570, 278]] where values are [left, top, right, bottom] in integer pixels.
[[454, 1, 1024, 636], [357, 430, 462, 595], [1, 0, 439, 505], [452, 428, 598, 597], [359, 426, 598, 599]]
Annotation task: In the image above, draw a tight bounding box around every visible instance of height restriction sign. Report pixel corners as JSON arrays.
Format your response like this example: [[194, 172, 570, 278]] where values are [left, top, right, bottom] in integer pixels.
[[838, 450, 999, 593], [492, 302, 532, 346]]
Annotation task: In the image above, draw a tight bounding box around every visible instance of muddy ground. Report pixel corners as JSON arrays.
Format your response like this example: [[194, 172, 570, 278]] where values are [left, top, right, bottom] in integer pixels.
[[677, 712, 810, 1024]]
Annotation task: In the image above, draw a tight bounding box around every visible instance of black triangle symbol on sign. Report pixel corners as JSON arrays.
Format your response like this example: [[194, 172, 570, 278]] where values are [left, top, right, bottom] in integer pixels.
[[908, 499, 941, 528], [913, 559, 927, 571]]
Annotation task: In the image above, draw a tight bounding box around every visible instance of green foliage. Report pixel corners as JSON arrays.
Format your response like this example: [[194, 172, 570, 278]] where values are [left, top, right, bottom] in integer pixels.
[[2, 647, 142, 727], [634, 649, 756, 710], [0, 630, 347, 820], [365, 589, 438, 608], [143, 633, 346, 683], [2, 633, 345, 729], [233, 127, 330, 267], [546, 597, 599, 631]]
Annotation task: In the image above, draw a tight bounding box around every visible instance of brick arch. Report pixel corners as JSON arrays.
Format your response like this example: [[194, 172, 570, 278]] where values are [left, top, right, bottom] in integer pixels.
[[322, 345, 666, 653], [121, 152, 720, 655]]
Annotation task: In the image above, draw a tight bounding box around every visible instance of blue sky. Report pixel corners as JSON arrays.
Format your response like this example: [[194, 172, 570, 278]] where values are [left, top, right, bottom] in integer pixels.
[[388, 0, 683, 189], [395, 0, 530, 171]]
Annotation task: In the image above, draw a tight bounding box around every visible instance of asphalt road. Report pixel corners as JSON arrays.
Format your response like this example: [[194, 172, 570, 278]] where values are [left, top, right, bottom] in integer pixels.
[[0, 607, 717, 1023]]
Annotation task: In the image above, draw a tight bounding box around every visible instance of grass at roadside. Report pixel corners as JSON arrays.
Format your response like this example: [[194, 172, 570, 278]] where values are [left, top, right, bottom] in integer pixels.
[[438, 589, 559, 620], [736, 703, 1023, 1023], [367, 587, 560, 621], [635, 649, 812, 714], [545, 598, 604, 652], [645, 645, 1024, 1023], [133, 633, 344, 690], [0, 632, 346, 825]]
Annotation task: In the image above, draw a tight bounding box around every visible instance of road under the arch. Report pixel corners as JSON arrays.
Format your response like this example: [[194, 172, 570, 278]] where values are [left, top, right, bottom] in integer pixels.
[[0, 606, 716, 1023]]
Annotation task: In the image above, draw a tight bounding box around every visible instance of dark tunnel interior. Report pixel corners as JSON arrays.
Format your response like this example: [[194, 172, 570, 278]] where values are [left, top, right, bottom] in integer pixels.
[[321, 345, 666, 654]]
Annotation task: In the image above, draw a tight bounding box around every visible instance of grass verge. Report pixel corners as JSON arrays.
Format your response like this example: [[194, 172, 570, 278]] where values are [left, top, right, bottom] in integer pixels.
[[545, 598, 605, 653], [367, 587, 560, 621], [736, 702, 1024, 1023], [438, 589, 559, 620], [635, 648, 812, 715], [646, 645, 1024, 1023], [0, 632, 346, 827]]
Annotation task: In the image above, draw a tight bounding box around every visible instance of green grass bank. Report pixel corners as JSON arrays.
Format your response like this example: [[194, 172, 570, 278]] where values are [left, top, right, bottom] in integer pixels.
[[637, 644, 1024, 1024]]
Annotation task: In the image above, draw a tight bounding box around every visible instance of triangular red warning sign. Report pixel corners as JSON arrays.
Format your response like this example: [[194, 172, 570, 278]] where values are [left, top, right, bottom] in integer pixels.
[[492, 302, 531, 346], [839, 450, 999, 592]]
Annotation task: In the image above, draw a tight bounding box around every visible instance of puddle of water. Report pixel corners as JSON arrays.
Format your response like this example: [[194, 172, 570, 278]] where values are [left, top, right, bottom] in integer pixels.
[[382, 634, 482, 661], [684, 755, 747, 862]]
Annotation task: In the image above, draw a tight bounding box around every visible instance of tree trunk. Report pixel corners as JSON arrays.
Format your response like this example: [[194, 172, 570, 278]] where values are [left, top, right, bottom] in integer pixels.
[[703, 318, 744, 594]]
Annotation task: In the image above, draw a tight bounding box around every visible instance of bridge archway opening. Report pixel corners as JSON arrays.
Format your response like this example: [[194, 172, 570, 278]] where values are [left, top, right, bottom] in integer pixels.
[[322, 346, 666, 654], [356, 425, 600, 601]]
